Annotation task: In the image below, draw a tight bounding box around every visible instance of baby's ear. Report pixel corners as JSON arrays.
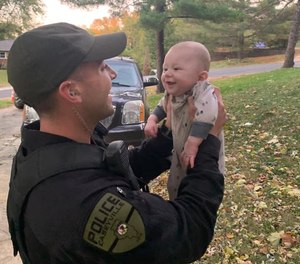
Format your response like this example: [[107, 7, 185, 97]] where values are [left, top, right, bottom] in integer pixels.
[[198, 71, 208, 81]]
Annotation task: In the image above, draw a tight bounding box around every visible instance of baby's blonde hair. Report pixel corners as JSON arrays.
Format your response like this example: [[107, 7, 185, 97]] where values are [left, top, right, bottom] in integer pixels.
[[170, 41, 211, 71]]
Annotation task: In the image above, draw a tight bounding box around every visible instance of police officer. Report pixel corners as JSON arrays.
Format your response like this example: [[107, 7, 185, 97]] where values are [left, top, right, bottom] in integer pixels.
[[6, 22, 226, 264]]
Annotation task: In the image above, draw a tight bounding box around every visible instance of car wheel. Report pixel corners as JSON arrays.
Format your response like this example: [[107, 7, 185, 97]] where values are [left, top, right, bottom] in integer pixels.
[[14, 96, 24, 109]]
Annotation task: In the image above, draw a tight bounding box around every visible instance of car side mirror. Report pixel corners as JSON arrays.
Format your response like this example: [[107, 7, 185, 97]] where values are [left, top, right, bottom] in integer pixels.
[[143, 77, 159, 87]]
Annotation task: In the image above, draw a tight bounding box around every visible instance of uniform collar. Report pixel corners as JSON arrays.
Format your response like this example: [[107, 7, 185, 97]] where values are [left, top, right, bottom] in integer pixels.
[[21, 121, 108, 154], [21, 121, 74, 154]]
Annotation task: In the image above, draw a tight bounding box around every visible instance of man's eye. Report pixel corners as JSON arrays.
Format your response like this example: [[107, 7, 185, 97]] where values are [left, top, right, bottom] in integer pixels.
[[104, 64, 113, 72], [99, 64, 107, 72]]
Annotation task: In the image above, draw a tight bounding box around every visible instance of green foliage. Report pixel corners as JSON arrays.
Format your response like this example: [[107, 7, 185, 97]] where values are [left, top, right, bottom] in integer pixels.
[[140, 0, 239, 30], [62, 0, 298, 80], [60, 0, 105, 8], [196, 0, 297, 52], [139, 9, 167, 30], [0, 22, 19, 39], [0, 0, 44, 39], [253, 0, 294, 48], [173, 0, 238, 22], [121, 14, 149, 70]]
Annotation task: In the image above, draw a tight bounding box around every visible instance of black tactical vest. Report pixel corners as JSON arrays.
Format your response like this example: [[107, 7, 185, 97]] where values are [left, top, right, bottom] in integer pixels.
[[6, 142, 107, 264]]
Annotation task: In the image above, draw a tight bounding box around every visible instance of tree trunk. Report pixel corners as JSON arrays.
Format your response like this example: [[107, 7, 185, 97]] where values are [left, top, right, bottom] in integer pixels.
[[156, 29, 165, 93], [154, 0, 165, 93], [237, 31, 245, 60], [282, 0, 300, 68]]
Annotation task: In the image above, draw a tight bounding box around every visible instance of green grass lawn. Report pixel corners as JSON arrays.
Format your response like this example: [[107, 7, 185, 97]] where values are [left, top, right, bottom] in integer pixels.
[[147, 68, 300, 264], [0, 69, 8, 86], [0, 69, 11, 108], [0, 99, 11, 109]]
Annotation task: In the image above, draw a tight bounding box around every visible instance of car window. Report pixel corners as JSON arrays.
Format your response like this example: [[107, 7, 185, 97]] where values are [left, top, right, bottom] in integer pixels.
[[106, 61, 139, 87]]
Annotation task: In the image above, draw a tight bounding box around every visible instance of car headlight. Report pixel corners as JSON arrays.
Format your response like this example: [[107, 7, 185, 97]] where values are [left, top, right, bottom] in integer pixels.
[[122, 100, 145, 124], [24, 105, 39, 124]]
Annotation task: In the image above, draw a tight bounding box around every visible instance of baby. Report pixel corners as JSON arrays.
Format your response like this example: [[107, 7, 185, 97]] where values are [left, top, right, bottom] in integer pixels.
[[145, 41, 225, 199]]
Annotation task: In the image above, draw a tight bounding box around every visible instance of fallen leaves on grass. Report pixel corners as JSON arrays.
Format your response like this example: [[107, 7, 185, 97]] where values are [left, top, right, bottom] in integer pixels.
[[149, 69, 300, 263]]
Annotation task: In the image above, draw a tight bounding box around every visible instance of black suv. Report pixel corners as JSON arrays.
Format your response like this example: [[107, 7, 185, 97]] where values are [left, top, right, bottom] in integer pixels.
[[102, 57, 158, 146]]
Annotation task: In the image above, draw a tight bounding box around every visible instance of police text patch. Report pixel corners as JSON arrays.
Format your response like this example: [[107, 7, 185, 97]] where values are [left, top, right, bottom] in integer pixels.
[[83, 193, 145, 253]]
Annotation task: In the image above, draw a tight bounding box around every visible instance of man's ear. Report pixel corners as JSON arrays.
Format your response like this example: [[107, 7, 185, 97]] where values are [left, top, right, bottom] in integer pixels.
[[59, 80, 82, 103], [198, 71, 208, 81]]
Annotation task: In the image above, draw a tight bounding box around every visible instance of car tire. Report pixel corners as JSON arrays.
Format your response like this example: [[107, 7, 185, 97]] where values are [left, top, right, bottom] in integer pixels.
[[14, 96, 24, 109]]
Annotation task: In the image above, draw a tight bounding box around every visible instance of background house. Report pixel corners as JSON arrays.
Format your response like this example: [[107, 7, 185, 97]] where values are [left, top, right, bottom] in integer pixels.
[[0, 39, 14, 68]]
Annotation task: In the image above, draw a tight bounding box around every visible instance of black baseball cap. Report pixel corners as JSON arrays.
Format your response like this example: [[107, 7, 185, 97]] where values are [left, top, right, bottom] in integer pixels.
[[7, 22, 127, 106]]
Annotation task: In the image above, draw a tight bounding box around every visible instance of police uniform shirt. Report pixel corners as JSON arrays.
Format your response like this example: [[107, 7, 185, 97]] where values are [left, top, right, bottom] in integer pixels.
[[10, 121, 224, 264]]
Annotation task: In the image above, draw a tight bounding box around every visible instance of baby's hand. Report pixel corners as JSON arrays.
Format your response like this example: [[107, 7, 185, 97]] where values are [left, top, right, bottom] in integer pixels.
[[181, 136, 203, 168], [144, 118, 158, 137]]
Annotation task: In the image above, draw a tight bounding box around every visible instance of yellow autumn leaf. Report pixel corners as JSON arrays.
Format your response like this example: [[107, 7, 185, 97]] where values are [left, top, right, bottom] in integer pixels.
[[259, 132, 269, 139], [226, 233, 234, 239], [267, 231, 284, 246], [280, 147, 288, 154], [267, 136, 279, 144], [254, 185, 262, 192], [257, 201, 268, 209], [224, 246, 235, 256], [236, 179, 247, 186], [235, 257, 252, 264], [287, 188, 300, 197]]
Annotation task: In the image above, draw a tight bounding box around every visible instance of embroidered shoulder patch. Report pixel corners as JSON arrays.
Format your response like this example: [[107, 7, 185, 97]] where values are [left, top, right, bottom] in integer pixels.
[[83, 193, 145, 253]]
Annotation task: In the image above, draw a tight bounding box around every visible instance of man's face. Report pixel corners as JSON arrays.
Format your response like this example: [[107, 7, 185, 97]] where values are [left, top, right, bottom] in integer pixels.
[[161, 48, 203, 97], [72, 60, 116, 123]]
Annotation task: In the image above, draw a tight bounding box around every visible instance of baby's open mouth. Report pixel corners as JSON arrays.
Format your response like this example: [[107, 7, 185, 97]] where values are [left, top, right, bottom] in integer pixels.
[[166, 81, 175, 85]]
